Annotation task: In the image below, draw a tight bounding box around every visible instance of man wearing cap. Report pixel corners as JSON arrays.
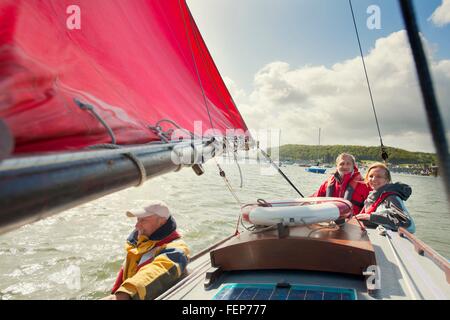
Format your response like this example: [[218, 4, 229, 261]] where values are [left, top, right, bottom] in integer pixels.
[[103, 200, 190, 300]]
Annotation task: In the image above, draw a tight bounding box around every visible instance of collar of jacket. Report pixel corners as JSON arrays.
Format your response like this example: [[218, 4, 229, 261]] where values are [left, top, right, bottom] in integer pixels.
[[333, 165, 359, 184], [127, 216, 177, 246], [368, 182, 412, 203]]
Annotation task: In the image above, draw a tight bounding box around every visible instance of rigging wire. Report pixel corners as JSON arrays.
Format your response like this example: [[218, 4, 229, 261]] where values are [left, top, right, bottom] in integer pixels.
[[233, 137, 243, 188], [184, 2, 247, 191], [348, 0, 389, 162], [223, 138, 244, 188], [233, 151, 244, 188], [258, 147, 305, 198], [182, 0, 307, 229], [179, 0, 215, 130], [213, 158, 244, 235], [214, 159, 243, 206], [185, 2, 249, 133]]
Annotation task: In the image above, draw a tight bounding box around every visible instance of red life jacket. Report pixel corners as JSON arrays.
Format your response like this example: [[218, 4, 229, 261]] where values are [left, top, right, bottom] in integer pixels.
[[350, 181, 371, 214], [360, 191, 397, 215], [324, 166, 369, 214], [325, 172, 361, 198], [111, 230, 181, 294]]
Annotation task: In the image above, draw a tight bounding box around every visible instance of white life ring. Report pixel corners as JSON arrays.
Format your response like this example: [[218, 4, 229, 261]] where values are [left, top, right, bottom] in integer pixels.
[[241, 197, 353, 226]]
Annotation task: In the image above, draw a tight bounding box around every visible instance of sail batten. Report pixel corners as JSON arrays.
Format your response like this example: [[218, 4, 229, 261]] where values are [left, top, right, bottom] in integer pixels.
[[0, 0, 249, 154]]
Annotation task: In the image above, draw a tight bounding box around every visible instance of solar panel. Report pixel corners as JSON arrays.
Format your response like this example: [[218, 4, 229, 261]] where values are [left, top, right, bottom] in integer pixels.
[[213, 283, 357, 300]]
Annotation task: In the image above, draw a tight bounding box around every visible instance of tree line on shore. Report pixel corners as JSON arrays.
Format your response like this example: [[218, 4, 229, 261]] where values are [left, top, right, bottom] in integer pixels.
[[269, 144, 436, 165]]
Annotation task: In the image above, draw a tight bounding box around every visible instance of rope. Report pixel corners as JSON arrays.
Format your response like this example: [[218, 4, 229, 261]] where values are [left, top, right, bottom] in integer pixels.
[[150, 119, 202, 141], [233, 151, 244, 188], [240, 199, 274, 233], [148, 125, 170, 143], [87, 144, 147, 187], [223, 138, 244, 188], [257, 198, 272, 207], [348, 0, 388, 162], [213, 158, 244, 235], [214, 160, 243, 207], [75, 99, 147, 185], [75, 99, 117, 144], [354, 214, 367, 231]]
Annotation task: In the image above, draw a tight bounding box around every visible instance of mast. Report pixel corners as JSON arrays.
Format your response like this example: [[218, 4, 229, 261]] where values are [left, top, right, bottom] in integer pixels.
[[399, 0, 450, 202]]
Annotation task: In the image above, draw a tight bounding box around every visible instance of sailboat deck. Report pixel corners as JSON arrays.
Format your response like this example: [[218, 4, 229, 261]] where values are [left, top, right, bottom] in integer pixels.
[[159, 221, 449, 300]]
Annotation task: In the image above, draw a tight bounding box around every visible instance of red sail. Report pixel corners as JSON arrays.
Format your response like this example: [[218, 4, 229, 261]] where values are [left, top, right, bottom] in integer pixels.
[[0, 0, 249, 154]]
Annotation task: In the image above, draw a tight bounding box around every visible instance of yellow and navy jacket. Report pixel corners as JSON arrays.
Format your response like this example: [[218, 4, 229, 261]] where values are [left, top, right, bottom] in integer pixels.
[[111, 216, 190, 300]]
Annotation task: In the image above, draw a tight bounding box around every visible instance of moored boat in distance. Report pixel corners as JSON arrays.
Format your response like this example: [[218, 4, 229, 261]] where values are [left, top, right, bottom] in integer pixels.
[[305, 166, 327, 174]]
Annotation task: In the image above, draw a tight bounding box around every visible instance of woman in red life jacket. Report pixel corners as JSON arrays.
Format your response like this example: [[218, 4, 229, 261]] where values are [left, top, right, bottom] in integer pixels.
[[356, 162, 415, 233], [313, 153, 370, 215]]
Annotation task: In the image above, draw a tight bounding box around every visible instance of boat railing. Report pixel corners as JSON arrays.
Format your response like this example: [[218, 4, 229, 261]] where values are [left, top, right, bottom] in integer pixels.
[[189, 233, 237, 263], [398, 227, 450, 284]]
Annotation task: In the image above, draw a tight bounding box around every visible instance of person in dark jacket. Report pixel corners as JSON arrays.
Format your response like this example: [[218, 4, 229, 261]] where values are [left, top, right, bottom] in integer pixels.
[[356, 162, 415, 233]]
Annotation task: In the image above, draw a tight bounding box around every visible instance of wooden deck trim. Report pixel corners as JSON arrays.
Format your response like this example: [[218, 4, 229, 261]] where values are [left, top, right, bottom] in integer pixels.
[[398, 227, 450, 284], [210, 220, 376, 277]]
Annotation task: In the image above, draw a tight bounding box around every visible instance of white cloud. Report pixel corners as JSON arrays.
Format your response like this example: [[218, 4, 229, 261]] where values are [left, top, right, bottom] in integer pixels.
[[226, 30, 450, 153], [429, 0, 450, 27], [223, 76, 247, 103]]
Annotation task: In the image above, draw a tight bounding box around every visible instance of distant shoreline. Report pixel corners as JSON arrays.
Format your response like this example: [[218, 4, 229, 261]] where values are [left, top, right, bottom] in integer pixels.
[[268, 144, 437, 166]]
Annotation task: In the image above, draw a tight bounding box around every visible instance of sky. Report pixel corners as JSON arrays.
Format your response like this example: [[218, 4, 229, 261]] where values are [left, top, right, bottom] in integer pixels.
[[186, 0, 450, 153]]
